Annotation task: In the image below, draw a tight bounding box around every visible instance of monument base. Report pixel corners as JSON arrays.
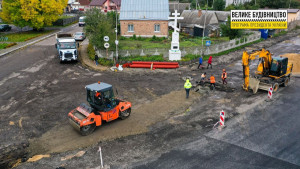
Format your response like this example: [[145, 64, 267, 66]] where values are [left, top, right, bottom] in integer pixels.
[[169, 50, 181, 61]]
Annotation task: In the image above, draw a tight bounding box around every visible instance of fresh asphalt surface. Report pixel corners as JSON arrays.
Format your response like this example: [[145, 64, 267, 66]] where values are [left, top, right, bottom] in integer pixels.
[[132, 77, 300, 169]]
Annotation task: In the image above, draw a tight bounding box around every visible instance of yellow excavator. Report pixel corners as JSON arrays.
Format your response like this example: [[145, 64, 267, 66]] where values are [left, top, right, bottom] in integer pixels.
[[242, 48, 293, 94]]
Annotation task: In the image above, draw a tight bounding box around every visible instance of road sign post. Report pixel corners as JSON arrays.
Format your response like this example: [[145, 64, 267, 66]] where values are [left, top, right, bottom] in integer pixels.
[[104, 42, 110, 59]]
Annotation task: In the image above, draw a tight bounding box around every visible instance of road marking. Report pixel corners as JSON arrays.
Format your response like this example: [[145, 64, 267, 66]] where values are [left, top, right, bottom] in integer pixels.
[[22, 62, 47, 73], [0, 72, 20, 86], [0, 97, 18, 111]]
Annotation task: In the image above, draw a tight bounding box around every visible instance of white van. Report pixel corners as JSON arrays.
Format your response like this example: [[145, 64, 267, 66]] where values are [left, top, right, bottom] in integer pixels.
[[79, 16, 86, 27]]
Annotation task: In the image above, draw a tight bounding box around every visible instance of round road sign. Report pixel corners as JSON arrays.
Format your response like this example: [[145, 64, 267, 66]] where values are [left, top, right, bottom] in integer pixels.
[[104, 43, 110, 49], [104, 36, 109, 42]]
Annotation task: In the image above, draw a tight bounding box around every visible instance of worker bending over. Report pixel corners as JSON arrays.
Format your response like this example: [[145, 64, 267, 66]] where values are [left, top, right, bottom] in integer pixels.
[[221, 69, 227, 85], [201, 72, 206, 81]]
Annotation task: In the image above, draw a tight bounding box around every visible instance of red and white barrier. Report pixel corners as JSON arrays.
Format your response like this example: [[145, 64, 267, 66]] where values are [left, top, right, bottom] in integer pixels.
[[220, 110, 225, 126], [268, 87, 273, 99]]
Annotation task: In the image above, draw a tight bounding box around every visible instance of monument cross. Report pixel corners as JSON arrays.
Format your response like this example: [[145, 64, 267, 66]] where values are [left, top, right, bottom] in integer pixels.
[[168, 10, 184, 32], [168, 10, 184, 61]]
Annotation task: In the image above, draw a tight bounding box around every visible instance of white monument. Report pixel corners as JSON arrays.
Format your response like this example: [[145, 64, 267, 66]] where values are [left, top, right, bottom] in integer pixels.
[[168, 10, 184, 61]]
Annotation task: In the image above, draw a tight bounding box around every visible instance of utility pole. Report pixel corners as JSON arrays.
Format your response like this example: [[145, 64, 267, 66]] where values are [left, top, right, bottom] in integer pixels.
[[201, 0, 208, 55], [289, 0, 291, 8], [115, 2, 119, 63]]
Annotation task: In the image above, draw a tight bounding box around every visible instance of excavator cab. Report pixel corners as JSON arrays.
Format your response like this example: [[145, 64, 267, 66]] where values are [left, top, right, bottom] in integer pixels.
[[269, 57, 288, 76]]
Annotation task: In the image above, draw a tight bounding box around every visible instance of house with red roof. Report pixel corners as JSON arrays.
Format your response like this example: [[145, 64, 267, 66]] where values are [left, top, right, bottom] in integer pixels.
[[90, 0, 121, 12], [72, 0, 91, 11]]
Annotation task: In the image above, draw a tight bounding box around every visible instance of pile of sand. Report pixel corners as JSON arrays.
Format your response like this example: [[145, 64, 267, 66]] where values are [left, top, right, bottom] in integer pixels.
[[281, 53, 300, 75]]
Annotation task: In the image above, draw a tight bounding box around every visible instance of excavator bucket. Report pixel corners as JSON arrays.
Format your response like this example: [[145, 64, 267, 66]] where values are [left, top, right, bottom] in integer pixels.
[[249, 77, 273, 94], [249, 77, 260, 94]]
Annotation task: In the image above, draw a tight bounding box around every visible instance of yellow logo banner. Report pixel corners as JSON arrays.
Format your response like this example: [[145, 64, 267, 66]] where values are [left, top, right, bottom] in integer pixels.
[[231, 10, 288, 29]]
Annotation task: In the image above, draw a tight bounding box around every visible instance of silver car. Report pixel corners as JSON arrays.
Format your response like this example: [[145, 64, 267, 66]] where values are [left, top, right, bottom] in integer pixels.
[[74, 32, 86, 41]]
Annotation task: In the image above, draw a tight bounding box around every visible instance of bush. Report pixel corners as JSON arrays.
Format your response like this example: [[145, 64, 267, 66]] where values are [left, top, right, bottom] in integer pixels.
[[151, 35, 157, 41], [4, 42, 17, 49], [120, 36, 126, 40], [87, 43, 113, 66], [98, 58, 114, 66], [137, 36, 143, 41], [87, 43, 96, 60], [136, 44, 142, 48], [132, 34, 137, 40]]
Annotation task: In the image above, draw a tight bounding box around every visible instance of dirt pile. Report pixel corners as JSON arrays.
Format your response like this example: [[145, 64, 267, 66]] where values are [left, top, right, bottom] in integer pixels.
[[281, 53, 300, 75]]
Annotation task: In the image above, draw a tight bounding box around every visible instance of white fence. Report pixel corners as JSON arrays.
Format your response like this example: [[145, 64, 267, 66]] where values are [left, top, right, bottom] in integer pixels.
[[95, 32, 261, 59]]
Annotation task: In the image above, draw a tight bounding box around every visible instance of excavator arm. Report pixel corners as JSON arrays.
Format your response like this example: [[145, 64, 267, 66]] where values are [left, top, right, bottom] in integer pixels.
[[242, 48, 272, 91]]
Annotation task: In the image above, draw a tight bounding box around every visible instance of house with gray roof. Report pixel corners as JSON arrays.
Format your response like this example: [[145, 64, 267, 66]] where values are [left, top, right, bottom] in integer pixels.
[[179, 10, 230, 37], [169, 2, 191, 15], [119, 0, 169, 37]]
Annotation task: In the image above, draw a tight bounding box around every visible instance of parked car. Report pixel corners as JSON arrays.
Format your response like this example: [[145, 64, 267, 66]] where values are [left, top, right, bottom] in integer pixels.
[[74, 32, 86, 41], [0, 24, 12, 32]]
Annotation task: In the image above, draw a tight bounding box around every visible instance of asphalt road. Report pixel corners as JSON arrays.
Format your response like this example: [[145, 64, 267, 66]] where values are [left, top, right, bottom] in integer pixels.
[[1, 26, 300, 169], [131, 77, 300, 169]]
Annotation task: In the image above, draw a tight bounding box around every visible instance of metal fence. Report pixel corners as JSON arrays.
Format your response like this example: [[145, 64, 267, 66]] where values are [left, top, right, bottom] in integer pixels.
[[95, 32, 261, 59], [53, 16, 79, 26]]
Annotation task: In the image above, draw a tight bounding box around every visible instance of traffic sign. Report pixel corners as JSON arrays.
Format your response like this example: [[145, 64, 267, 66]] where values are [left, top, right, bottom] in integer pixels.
[[115, 40, 119, 45], [206, 40, 211, 47], [104, 43, 110, 49], [104, 36, 109, 42]]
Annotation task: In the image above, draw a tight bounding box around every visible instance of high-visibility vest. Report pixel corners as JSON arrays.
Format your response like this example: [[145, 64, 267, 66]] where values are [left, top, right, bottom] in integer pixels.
[[184, 81, 192, 89], [222, 72, 227, 79], [210, 76, 215, 83]]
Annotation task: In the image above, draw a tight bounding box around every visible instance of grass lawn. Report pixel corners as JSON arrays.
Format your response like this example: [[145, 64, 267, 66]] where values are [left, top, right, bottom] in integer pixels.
[[119, 36, 230, 50], [0, 43, 9, 49], [59, 15, 74, 19], [5, 30, 53, 42]]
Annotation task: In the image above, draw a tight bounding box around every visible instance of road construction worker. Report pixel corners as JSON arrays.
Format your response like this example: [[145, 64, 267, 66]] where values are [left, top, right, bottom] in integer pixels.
[[197, 56, 203, 69], [210, 74, 216, 90], [201, 72, 206, 81], [207, 56, 213, 69], [221, 69, 228, 85], [184, 79, 192, 99], [95, 91, 102, 104]]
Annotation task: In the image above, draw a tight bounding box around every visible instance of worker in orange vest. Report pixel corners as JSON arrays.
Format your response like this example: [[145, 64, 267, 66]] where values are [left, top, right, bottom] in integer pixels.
[[210, 74, 216, 90], [221, 69, 228, 85]]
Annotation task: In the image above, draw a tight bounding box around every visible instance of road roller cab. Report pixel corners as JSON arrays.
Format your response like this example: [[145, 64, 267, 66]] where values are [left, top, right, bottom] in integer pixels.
[[68, 82, 132, 135]]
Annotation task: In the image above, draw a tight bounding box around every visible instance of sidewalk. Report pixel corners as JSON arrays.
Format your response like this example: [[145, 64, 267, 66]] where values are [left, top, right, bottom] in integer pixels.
[[0, 23, 79, 58], [0, 29, 61, 57], [79, 40, 109, 71]]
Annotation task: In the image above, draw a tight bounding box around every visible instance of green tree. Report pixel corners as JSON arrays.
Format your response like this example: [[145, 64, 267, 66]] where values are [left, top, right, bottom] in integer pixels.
[[257, 0, 287, 8], [1, 0, 68, 30], [220, 16, 243, 40], [213, 0, 225, 11], [84, 8, 116, 51]]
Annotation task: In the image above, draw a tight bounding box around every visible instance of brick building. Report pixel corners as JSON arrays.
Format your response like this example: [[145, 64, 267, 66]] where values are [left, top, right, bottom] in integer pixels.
[[119, 0, 169, 38]]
